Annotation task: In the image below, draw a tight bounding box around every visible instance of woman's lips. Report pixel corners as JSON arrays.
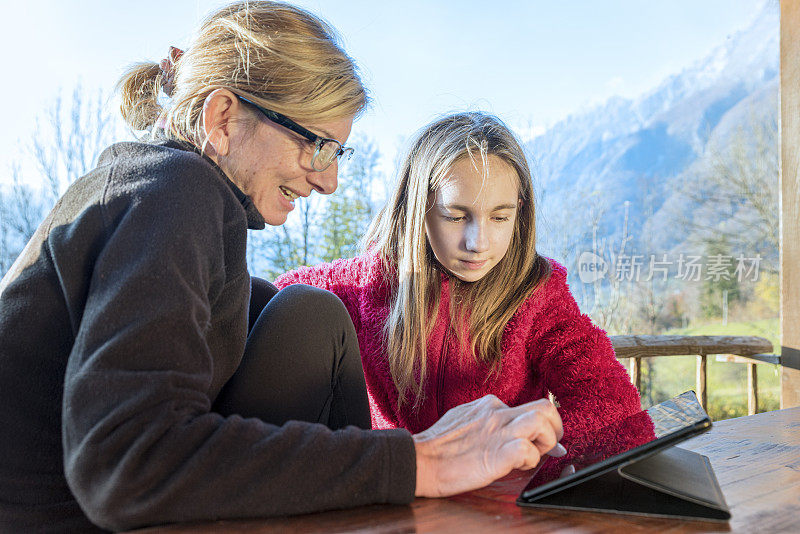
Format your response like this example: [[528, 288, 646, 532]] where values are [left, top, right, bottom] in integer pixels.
[[279, 186, 298, 210]]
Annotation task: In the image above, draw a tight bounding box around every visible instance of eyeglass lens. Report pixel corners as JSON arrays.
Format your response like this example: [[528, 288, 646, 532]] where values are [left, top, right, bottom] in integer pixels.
[[313, 140, 343, 171]]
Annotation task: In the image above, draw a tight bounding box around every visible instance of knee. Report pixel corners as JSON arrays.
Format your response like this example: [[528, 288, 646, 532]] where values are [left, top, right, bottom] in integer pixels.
[[274, 284, 351, 325]]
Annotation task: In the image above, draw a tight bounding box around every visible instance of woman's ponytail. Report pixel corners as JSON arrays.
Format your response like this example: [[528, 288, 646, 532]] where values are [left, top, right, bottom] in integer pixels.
[[117, 62, 164, 131]]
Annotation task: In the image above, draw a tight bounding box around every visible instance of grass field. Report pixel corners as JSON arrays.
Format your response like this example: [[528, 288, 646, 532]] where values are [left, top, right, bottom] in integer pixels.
[[626, 318, 780, 420]]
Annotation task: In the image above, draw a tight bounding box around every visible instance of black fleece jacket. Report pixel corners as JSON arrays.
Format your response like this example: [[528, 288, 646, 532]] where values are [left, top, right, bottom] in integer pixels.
[[0, 139, 415, 533]]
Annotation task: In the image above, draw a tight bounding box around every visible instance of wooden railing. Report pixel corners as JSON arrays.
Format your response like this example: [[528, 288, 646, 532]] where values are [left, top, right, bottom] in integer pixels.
[[610, 335, 778, 415]]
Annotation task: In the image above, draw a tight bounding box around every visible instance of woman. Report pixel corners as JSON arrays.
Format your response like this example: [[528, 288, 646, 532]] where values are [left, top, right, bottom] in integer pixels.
[[273, 112, 644, 450], [0, 3, 564, 532]]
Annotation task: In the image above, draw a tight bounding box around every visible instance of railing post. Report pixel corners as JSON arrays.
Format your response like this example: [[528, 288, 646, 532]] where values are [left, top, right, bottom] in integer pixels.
[[696, 355, 707, 412], [748, 363, 759, 415], [630, 358, 641, 392]]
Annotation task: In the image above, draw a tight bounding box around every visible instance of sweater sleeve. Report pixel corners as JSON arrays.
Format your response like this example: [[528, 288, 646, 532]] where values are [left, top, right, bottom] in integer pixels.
[[529, 264, 646, 454], [60, 170, 415, 531], [274, 257, 360, 292]]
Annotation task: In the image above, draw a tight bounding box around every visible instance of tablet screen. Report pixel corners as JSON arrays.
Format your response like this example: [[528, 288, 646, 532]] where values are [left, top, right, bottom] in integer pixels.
[[520, 390, 710, 498]]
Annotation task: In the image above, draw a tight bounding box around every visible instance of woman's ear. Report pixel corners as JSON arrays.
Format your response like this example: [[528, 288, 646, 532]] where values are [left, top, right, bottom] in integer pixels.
[[202, 88, 240, 157]]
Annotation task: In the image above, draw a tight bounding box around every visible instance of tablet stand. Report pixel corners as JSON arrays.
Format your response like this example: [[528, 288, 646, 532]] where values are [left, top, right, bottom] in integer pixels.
[[522, 446, 730, 521]]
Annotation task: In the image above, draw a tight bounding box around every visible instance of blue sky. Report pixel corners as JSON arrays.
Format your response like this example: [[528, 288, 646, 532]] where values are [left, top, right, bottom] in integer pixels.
[[1, 0, 764, 185]]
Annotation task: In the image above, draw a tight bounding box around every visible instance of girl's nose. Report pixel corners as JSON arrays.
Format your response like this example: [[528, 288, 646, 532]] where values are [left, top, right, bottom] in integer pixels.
[[465, 221, 489, 253]]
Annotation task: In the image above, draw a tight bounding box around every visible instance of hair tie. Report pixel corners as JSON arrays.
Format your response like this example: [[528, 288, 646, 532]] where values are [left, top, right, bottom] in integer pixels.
[[159, 46, 184, 97]]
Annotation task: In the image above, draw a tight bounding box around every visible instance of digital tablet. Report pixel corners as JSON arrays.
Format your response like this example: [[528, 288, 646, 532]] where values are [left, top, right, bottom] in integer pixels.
[[518, 390, 712, 505]]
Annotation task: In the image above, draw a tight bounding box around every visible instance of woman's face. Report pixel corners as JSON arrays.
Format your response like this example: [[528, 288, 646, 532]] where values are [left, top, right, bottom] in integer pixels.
[[424, 155, 520, 282], [225, 110, 354, 226]]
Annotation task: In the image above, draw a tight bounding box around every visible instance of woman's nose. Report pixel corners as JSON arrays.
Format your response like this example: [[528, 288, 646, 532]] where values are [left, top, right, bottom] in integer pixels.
[[307, 166, 338, 195]]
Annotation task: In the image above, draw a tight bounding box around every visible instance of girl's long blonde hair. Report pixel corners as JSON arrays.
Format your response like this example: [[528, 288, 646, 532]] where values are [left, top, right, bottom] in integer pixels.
[[117, 1, 367, 143], [363, 112, 551, 408]]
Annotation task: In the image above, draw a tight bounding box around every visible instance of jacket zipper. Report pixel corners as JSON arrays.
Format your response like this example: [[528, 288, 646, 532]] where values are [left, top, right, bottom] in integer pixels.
[[436, 320, 451, 418], [435, 278, 451, 418]]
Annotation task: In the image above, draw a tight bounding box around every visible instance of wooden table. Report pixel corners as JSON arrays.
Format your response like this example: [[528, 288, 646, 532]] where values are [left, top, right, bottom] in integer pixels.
[[135, 407, 800, 533]]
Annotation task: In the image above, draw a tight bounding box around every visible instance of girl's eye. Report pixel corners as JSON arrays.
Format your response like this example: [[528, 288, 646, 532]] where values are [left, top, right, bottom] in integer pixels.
[[492, 216, 511, 222], [444, 216, 465, 222]]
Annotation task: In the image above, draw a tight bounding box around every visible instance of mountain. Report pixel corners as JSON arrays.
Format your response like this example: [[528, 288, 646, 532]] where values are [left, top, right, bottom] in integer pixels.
[[530, 1, 779, 265]]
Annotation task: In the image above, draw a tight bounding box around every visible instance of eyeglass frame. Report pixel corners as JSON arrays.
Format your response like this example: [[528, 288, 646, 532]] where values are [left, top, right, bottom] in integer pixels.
[[237, 95, 354, 172]]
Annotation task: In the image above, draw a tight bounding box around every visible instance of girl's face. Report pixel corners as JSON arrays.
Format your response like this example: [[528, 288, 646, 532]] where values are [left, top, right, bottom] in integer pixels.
[[424, 155, 520, 282]]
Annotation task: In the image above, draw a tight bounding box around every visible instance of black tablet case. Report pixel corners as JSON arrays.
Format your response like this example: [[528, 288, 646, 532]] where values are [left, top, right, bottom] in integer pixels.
[[519, 445, 730, 521]]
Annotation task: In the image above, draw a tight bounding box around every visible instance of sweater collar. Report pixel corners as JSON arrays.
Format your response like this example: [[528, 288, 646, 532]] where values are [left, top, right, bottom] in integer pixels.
[[161, 138, 266, 230]]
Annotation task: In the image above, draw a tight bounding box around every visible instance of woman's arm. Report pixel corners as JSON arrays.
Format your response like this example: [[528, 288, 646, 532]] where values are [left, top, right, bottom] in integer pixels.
[[60, 165, 415, 531]]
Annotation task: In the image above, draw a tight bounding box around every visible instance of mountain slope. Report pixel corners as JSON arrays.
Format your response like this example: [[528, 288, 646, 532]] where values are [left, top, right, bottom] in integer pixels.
[[531, 1, 779, 261]]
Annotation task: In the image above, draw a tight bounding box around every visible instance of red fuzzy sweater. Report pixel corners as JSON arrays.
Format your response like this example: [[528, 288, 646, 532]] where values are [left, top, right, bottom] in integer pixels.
[[274, 254, 643, 450]]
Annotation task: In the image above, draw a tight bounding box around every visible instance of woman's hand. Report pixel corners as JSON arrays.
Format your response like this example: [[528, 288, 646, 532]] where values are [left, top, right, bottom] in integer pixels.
[[412, 395, 565, 497]]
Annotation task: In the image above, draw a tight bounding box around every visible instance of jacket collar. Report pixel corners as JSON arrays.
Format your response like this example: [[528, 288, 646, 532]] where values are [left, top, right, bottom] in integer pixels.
[[162, 137, 266, 230]]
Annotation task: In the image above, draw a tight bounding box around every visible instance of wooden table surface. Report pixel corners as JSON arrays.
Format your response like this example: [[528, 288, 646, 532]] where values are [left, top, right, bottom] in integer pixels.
[[134, 406, 800, 533]]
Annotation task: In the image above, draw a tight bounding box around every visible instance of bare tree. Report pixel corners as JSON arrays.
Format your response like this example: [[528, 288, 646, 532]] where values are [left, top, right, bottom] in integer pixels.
[[33, 85, 117, 201], [0, 86, 120, 277], [590, 200, 638, 334], [679, 103, 779, 271]]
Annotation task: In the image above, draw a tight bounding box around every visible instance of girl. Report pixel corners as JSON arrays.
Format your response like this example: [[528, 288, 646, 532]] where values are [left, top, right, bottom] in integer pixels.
[[273, 111, 643, 451]]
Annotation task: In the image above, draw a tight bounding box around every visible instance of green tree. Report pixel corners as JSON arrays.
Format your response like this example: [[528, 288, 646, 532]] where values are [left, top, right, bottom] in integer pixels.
[[318, 135, 379, 262], [247, 134, 382, 278]]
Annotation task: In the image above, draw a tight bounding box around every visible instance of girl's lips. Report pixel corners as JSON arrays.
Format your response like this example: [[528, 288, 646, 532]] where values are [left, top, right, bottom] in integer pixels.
[[460, 259, 487, 270]]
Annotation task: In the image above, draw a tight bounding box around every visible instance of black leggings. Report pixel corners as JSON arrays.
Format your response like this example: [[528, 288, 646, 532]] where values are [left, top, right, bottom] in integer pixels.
[[213, 277, 371, 430]]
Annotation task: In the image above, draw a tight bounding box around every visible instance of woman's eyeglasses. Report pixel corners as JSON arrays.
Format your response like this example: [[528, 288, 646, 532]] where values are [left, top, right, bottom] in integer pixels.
[[237, 96, 354, 172]]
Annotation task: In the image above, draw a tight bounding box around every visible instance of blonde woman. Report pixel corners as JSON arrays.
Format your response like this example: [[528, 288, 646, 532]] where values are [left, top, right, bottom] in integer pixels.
[[272, 111, 642, 452], [0, 5, 564, 533]]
